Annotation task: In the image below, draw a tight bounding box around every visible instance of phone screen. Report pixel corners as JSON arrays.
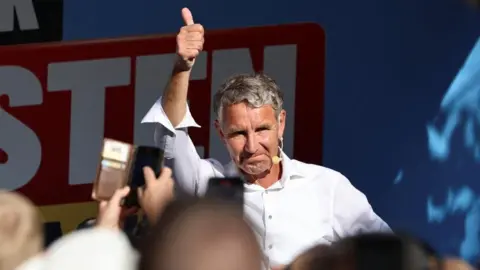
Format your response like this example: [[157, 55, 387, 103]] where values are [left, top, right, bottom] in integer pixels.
[[123, 146, 164, 207], [132, 147, 163, 186]]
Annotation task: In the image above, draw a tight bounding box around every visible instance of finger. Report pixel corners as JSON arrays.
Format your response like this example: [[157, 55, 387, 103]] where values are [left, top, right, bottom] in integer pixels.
[[109, 186, 130, 206], [186, 42, 203, 51], [137, 187, 144, 207], [98, 201, 108, 214], [143, 166, 157, 187], [166, 178, 176, 199], [186, 32, 203, 41], [186, 24, 204, 33], [167, 177, 175, 189], [159, 167, 172, 181], [167, 177, 175, 197], [181, 7, 194, 26], [137, 187, 144, 200], [99, 200, 107, 209]]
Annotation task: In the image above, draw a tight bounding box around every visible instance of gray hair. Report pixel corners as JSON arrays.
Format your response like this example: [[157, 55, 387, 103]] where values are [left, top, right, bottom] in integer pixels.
[[213, 73, 284, 123]]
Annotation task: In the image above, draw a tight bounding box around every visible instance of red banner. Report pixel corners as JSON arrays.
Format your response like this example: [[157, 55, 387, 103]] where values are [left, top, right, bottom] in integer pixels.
[[0, 23, 325, 207]]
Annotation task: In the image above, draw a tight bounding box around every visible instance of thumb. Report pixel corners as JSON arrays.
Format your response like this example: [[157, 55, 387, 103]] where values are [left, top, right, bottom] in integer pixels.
[[143, 166, 157, 187], [137, 187, 145, 207], [181, 7, 194, 26], [109, 186, 130, 206], [99, 201, 108, 213], [159, 167, 172, 181]]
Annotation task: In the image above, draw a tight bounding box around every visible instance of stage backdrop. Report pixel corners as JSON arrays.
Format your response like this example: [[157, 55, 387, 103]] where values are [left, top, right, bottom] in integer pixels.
[[1, 0, 480, 262]]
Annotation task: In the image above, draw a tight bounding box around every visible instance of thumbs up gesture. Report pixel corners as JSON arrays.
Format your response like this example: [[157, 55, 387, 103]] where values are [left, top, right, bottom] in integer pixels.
[[176, 8, 204, 70]]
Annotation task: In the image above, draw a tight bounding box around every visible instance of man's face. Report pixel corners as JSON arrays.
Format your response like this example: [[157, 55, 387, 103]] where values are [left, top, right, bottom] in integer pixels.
[[215, 102, 286, 176]]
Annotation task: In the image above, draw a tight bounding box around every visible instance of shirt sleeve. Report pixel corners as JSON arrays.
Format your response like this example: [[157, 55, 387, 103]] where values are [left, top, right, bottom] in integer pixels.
[[141, 97, 224, 196], [331, 174, 391, 238]]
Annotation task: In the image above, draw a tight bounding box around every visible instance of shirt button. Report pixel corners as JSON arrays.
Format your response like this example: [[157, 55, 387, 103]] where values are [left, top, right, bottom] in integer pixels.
[[268, 244, 273, 249], [265, 190, 269, 194], [268, 215, 272, 219]]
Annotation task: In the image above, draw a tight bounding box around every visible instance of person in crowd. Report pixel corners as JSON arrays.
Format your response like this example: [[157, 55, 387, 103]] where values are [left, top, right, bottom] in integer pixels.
[[318, 233, 440, 270], [443, 258, 475, 270], [91, 166, 175, 228], [40, 165, 175, 270], [138, 198, 263, 270], [142, 7, 391, 269], [41, 187, 138, 270], [284, 244, 331, 270], [0, 191, 43, 270]]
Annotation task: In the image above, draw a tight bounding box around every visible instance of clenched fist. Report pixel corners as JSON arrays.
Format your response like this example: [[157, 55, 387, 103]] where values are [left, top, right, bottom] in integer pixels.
[[176, 8, 204, 70]]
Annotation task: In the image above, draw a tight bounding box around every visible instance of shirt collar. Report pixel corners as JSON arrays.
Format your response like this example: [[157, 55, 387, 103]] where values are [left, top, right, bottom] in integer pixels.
[[224, 150, 305, 186], [277, 150, 305, 186]]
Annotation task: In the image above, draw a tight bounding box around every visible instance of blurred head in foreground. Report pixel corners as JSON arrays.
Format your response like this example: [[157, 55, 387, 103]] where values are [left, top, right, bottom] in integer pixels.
[[315, 233, 441, 270], [286, 244, 331, 270], [0, 190, 43, 270], [443, 258, 474, 270], [139, 199, 263, 270]]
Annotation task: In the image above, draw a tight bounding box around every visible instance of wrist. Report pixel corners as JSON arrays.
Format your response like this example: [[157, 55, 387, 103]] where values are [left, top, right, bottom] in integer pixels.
[[96, 223, 120, 231], [145, 203, 169, 226], [145, 209, 159, 225], [95, 218, 121, 231], [173, 56, 194, 73]]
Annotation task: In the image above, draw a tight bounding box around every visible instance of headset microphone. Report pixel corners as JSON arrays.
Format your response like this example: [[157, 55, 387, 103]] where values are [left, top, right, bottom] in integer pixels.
[[272, 155, 282, 165]]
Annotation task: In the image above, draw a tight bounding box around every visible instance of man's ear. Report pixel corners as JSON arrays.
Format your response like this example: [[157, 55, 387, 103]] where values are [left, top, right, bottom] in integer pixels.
[[277, 110, 286, 139], [214, 119, 226, 142]]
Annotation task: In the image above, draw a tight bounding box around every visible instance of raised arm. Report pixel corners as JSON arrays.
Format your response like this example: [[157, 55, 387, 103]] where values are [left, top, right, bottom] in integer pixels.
[[163, 8, 203, 126], [142, 8, 223, 196]]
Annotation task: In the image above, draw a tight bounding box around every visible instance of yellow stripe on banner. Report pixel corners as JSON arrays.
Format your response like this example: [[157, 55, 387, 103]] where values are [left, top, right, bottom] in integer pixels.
[[38, 202, 98, 234]]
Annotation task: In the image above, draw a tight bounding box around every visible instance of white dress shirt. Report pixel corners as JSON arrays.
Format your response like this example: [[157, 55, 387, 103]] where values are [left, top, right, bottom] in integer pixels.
[[142, 98, 391, 266]]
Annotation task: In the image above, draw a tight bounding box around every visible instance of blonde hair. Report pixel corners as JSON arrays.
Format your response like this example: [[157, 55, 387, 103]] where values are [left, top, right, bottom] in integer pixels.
[[0, 191, 43, 270]]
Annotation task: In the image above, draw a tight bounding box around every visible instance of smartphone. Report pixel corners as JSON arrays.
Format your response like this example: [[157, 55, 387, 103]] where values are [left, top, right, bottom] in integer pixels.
[[205, 177, 244, 208], [93, 138, 164, 207], [93, 139, 133, 201], [123, 146, 164, 207]]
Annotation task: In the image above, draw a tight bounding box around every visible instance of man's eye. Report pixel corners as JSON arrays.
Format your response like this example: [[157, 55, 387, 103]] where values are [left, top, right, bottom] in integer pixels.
[[231, 131, 246, 137], [256, 127, 269, 132]]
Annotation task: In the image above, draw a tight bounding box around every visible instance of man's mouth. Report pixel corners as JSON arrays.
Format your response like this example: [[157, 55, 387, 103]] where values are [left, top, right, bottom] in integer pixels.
[[244, 154, 266, 162]]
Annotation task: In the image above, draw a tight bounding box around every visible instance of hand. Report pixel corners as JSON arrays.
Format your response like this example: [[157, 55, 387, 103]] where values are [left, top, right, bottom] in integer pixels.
[[96, 186, 130, 230], [138, 166, 175, 224], [176, 7, 204, 70]]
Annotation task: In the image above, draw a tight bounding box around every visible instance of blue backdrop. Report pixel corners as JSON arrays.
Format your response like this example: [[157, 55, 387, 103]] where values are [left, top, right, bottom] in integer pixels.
[[64, 0, 480, 262]]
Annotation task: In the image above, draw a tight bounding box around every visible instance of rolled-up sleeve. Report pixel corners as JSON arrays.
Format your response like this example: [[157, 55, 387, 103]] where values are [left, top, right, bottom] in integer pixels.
[[331, 174, 391, 238], [141, 97, 224, 195]]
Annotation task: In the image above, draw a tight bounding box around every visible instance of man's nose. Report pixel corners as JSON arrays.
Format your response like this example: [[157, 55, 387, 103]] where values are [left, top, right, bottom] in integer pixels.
[[244, 133, 258, 154]]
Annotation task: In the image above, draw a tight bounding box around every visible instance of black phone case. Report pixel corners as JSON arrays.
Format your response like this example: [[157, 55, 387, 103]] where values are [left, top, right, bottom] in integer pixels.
[[123, 146, 164, 208]]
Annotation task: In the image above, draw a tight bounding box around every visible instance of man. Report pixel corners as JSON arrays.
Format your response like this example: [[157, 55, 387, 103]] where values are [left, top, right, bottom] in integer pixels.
[[142, 7, 390, 269]]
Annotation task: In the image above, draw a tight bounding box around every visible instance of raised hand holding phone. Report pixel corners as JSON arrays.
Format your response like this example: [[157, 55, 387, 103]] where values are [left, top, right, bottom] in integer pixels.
[[137, 166, 175, 224], [96, 186, 131, 230]]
